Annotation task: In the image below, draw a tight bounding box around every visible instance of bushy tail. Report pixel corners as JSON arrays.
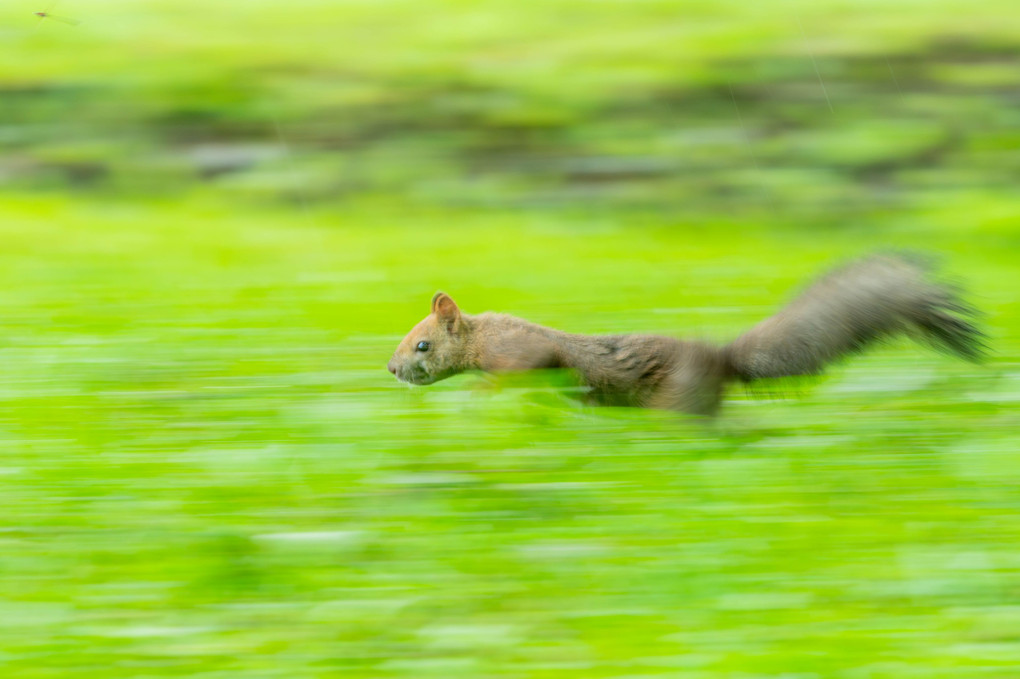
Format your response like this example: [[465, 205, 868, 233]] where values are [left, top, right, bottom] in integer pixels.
[[725, 253, 986, 381]]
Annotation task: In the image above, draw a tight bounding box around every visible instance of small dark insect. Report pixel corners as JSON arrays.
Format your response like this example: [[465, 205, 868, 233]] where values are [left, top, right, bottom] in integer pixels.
[[34, 1, 80, 26]]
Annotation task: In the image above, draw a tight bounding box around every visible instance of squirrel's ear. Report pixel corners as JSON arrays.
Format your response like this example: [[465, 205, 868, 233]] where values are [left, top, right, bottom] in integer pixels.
[[431, 292, 457, 316], [430, 291, 446, 314], [431, 292, 461, 330]]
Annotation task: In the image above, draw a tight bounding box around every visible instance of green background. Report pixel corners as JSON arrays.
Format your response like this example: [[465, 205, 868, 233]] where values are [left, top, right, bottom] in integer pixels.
[[2, 1, 1018, 676]]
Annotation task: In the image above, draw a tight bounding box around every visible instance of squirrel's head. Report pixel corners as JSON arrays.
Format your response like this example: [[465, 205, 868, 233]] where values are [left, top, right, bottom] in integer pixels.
[[387, 292, 472, 385]]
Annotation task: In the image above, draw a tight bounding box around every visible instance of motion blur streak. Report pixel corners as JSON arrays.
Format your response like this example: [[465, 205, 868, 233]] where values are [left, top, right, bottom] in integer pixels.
[[1, 1, 1018, 677]]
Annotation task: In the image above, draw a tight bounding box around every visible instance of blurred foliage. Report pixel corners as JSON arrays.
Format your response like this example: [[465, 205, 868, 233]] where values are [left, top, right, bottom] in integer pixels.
[[3, 0, 1019, 216], [1, 1, 1019, 677]]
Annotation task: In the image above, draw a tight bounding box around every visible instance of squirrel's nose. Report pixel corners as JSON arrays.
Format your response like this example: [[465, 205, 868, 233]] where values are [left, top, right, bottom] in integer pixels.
[[387, 361, 397, 375]]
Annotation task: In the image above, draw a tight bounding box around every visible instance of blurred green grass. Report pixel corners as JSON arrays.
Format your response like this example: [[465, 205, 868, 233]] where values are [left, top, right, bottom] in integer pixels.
[[2, 1, 1020, 677]]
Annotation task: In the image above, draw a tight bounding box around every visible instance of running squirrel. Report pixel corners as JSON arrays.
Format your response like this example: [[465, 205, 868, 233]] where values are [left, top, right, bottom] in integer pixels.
[[387, 254, 984, 415]]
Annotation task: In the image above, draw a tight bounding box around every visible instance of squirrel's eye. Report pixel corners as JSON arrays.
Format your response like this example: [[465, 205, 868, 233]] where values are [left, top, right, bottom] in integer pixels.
[[416, 341, 430, 352]]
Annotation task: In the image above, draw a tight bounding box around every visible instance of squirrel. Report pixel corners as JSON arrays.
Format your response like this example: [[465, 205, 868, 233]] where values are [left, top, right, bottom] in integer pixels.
[[387, 254, 985, 415]]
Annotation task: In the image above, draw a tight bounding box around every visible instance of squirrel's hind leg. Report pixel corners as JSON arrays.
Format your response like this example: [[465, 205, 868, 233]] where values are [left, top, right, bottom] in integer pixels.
[[646, 345, 729, 416]]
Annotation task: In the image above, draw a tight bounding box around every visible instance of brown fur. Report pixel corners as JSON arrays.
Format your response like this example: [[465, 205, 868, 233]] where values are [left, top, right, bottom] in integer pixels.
[[387, 255, 985, 416]]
